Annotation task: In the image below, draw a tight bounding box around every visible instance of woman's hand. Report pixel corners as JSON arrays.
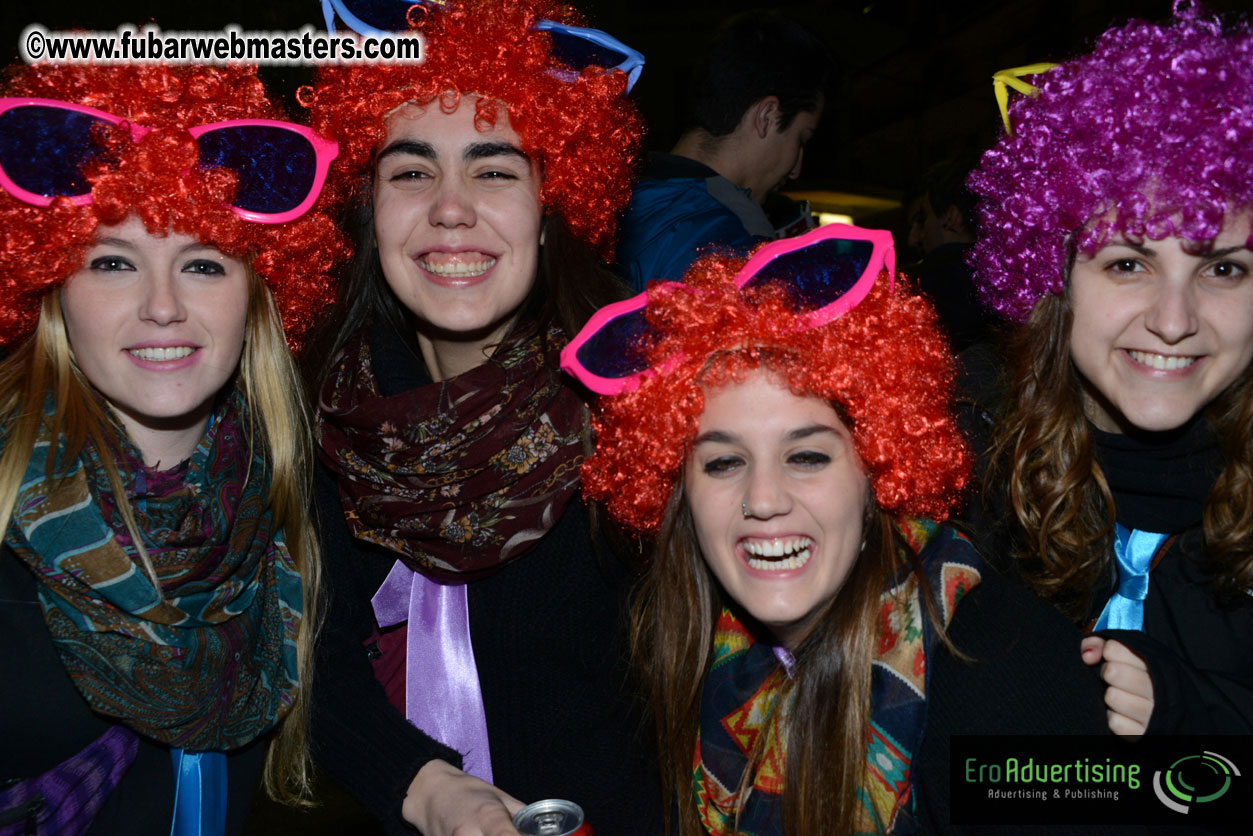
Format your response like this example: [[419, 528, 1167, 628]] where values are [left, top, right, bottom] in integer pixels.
[[1080, 636, 1154, 737], [402, 759, 525, 836]]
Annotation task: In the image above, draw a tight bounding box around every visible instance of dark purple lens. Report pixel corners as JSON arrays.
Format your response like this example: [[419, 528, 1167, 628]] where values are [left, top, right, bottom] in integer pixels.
[[548, 30, 628, 71], [575, 306, 652, 381], [0, 105, 111, 198], [740, 238, 874, 310], [196, 125, 316, 215]]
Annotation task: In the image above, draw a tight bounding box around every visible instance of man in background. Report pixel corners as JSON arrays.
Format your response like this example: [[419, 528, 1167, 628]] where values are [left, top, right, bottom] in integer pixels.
[[907, 157, 995, 352], [615, 12, 832, 292]]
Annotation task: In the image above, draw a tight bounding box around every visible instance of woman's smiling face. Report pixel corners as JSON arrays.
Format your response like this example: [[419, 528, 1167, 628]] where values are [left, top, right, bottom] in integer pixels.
[[684, 370, 868, 649], [372, 97, 543, 373], [1068, 211, 1253, 433], [59, 215, 250, 462]]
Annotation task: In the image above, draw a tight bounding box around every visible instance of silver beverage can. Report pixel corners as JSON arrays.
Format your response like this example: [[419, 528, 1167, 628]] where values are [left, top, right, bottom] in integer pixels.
[[511, 799, 592, 836]]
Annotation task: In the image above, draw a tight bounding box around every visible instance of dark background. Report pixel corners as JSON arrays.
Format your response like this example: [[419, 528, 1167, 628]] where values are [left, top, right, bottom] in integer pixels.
[[2, 0, 1250, 249], [2, 2, 1249, 831]]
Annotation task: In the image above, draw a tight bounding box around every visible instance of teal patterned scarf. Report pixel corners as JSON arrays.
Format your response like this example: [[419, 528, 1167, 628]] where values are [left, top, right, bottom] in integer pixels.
[[4, 390, 301, 751]]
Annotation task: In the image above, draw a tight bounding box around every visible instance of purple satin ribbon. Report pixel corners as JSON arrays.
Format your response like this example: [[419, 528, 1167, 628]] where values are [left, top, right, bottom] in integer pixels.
[[372, 560, 493, 782], [772, 645, 798, 679]]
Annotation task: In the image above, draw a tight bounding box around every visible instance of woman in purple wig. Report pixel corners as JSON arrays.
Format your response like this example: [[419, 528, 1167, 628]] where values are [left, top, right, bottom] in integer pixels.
[[970, 0, 1253, 737]]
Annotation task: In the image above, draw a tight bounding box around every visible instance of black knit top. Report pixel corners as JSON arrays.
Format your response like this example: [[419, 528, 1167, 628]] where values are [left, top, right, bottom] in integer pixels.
[[309, 325, 662, 836]]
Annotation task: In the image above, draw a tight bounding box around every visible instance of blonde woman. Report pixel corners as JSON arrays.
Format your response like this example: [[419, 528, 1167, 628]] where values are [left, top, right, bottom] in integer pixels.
[[0, 62, 346, 834]]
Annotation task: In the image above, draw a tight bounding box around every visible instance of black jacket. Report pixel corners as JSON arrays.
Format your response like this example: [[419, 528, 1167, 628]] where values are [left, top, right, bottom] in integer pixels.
[[308, 327, 662, 836]]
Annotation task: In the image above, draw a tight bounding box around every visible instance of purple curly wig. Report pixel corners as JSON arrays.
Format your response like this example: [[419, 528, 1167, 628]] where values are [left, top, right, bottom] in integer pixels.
[[968, 1, 1253, 322]]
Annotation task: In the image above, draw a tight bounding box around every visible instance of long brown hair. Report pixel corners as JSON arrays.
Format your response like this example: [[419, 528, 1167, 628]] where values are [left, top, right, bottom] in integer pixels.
[[630, 476, 938, 835], [988, 291, 1253, 619]]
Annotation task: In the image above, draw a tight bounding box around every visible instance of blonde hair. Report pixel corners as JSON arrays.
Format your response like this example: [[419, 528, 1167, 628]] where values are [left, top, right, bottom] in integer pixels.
[[0, 268, 321, 803]]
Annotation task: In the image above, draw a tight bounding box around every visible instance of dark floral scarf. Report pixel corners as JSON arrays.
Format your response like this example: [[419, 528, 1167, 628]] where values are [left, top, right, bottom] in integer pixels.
[[694, 520, 981, 835], [4, 390, 302, 751], [316, 324, 585, 581]]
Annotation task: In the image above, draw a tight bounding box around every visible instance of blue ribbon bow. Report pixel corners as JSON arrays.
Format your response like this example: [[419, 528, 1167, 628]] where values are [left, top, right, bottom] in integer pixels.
[[1093, 523, 1168, 632]]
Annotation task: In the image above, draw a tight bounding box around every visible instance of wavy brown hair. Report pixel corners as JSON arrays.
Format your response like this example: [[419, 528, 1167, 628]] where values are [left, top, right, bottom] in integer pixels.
[[989, 292, 1253, 619]]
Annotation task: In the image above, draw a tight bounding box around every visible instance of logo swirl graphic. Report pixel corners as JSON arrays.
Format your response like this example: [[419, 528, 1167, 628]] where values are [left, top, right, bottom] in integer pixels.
[[1152, 751, 1240, 814]]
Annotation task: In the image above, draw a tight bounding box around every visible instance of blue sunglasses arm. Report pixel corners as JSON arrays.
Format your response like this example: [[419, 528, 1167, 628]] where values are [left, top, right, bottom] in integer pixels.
[[323, 0, 397, 38], [322, 4, 644, 92], [533, 19, 645, 92]]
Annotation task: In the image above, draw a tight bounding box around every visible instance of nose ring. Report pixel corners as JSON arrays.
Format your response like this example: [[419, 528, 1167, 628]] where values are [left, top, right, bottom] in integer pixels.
[[741, 502, 751, 518]]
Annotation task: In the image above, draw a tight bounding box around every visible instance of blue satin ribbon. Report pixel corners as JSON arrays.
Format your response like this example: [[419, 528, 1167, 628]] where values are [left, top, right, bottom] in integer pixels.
[[1093, 523, 1168, 632], [169, 749, 227, 836]]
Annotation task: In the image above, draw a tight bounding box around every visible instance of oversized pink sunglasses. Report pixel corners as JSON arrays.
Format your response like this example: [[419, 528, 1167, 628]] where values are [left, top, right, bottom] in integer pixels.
[[0, 97, 338, 224], [562, 223, 896, 395]]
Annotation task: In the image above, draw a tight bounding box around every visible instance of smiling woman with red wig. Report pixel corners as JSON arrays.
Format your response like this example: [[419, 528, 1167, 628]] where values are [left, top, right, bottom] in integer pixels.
[[568, 225, 982, 835], [0, 62, 348, 834], [567, 220, 1120, 834], [302, 1, 657, 834]]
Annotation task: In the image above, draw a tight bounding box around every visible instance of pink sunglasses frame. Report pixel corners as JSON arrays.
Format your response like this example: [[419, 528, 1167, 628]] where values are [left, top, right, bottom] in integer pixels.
[[0, 97, 339, 224], [561, 223, 896, 396]]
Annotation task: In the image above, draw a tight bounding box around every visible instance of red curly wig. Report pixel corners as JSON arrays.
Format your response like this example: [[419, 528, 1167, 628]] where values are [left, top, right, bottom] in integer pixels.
[[306, 0, 642, 259], [583, 255, 971, 533], [0, 63, 351, 350]]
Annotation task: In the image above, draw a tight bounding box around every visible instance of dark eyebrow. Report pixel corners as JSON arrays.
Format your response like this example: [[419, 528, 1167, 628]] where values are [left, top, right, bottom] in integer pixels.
[[692, 430, 737, 446], [375, 140, 529, 167], [1204, 245, 1249, 259], [376, 139, 435, 163], [1109, 242, 1250, 258], [1109, 242, 1155, 257], [692, 424, 840, 446], [785, 425, 840, 442], [464, 141, 530, 163]]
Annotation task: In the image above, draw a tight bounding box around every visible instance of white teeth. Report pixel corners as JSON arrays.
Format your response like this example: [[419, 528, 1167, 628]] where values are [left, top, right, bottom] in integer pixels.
[[419, 257, 497, 277], [747, 548, 811, 572], [743, 537, 813, 570], [128, 346, 194, 362], [744, 536, 811, 557], [1129, 350, 1196, 371]]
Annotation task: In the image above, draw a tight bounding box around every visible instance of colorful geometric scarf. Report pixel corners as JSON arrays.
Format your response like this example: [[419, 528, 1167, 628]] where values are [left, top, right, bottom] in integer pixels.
[[317, 324, 585, 581], [4, 390, 301, 751], [694, 520, 981, 835]]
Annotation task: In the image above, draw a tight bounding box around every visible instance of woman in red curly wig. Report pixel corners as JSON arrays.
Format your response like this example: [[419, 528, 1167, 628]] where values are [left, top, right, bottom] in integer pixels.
[[567, 223, 1107, 835], [302, 1, 657, 834], [0, 62, 347, 835]]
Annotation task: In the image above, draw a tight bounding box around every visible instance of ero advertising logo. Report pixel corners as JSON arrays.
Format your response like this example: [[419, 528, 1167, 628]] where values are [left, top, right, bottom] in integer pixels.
[[1153, 751, 1241, 815], [952, 736, 1245, 831]]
